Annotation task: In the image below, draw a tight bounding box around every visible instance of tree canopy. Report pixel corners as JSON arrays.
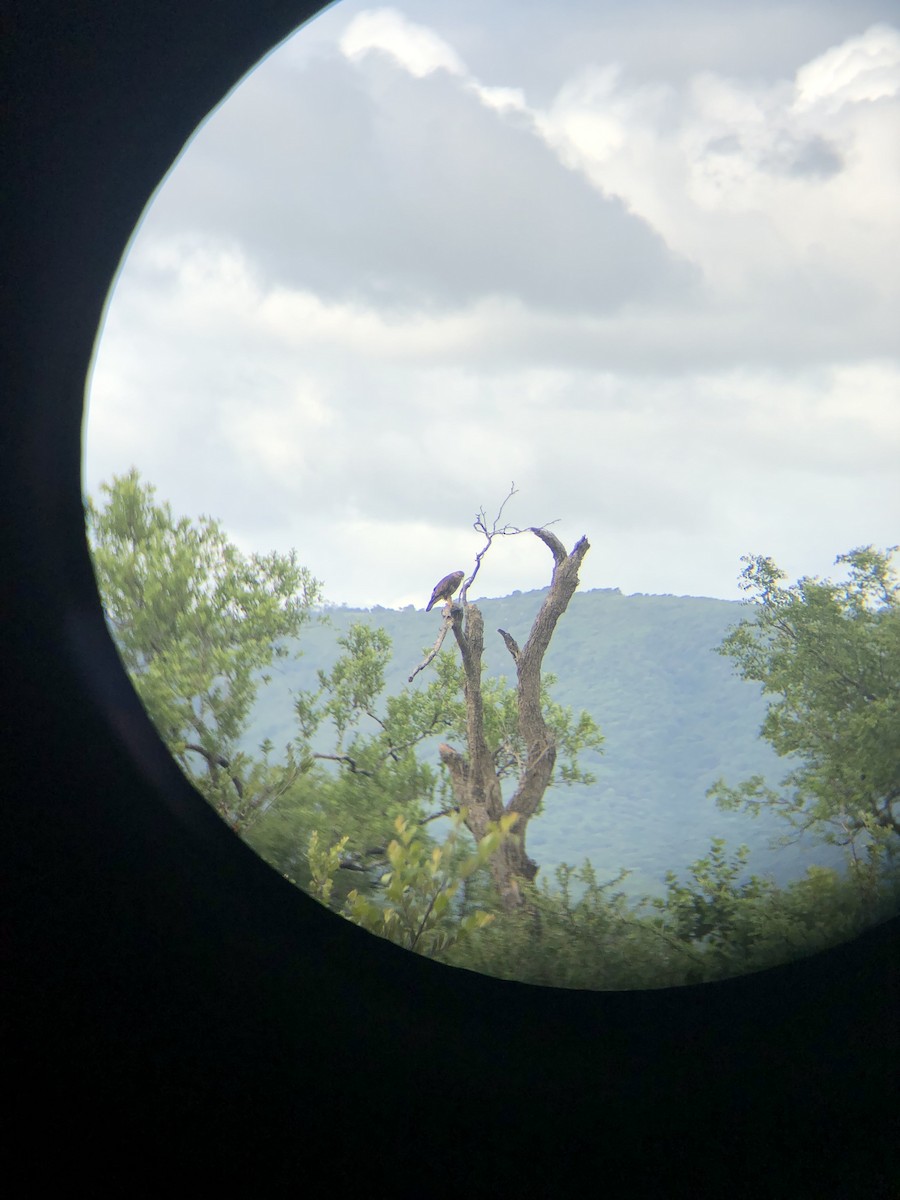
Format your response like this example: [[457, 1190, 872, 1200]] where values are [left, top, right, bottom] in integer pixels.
[[86, 468, 323, 827], [709, 546, 900, 888]]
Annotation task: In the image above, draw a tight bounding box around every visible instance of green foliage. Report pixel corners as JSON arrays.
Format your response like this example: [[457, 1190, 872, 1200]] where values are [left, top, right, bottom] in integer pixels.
[[444, 833, 894, 990], [85, 468, 323, 826], [648, 838, 779, 978], [444, 858, 698, 990], [276, 630, 468, 874], [240, 591, 789, 894], [257, 620, 602, 885], [540, 674, 606, 786], [652, 838, 771, 943], [87, 476, 897, 989], [246, 544, 899, 989], [432, 665, 604, 796], [313, 811, 517, 959], [297, 623, 394, 748], [306, 830, 350, 906], [645, 837, 900, 984], [709, 546, 900, 861], [298, 628, 467, 768], [242, 770, 325, 889]]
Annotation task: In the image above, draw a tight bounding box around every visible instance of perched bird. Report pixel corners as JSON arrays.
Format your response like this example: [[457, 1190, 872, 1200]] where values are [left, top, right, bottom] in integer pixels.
[[426, 569, 465, 612]]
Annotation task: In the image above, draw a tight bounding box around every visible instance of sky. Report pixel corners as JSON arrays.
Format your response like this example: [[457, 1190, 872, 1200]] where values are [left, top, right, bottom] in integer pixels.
[[84, 0, 900, 609]]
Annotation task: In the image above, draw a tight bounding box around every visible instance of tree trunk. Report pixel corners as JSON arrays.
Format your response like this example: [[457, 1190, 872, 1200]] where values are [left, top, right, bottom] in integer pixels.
[[439, 531, 590, 909]]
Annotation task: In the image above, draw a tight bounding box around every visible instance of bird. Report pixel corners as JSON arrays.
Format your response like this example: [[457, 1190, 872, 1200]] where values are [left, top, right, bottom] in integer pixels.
[[426, 569, 465, 612]]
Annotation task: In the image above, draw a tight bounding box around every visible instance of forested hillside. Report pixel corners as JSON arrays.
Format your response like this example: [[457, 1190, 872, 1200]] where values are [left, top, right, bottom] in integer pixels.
[[242, 586, 845, 899]]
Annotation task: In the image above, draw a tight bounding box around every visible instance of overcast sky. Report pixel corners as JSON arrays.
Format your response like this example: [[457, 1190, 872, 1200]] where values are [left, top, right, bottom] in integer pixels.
[[84, 0, 900, 609]]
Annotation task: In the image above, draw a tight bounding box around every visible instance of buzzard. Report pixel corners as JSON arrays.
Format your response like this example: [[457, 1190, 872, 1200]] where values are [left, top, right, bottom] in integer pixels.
[[426, 569, 465, 612]]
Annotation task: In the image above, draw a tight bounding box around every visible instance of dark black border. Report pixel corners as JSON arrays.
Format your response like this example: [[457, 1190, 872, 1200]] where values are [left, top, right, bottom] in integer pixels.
[[4, 2, 898, 1187]]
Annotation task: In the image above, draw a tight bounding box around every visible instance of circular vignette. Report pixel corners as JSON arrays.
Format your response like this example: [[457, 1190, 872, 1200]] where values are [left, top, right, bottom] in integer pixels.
[[4, 2, 899, 1185], [81, 2, 897, 993]]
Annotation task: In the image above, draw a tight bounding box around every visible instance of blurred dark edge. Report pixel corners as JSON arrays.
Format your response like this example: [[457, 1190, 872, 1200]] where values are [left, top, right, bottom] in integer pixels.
[[2, 0, 897, 1189]]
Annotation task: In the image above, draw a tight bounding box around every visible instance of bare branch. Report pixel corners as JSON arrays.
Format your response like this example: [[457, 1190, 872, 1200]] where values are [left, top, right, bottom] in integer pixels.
[[462, 483, 530, 605], [408, 610, 456, 683], [498, 628, 520, 663], [337, 856, 370, 872], [530, 526, 567, 567], [473, 482, 519, 538], [519, 535, 590, 670], [313, 752, 374, 778], [366, 709, 454, 771], [418, 806, 461, 826], [184, 742, 244, 798], [422, 485, 563, 618]]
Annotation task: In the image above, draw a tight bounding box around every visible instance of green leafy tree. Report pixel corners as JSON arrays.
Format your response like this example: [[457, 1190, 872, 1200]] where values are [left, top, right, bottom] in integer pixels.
[[445, 838, 897, 990], [646, 831, 900, 984], [444, 858, 705, 990], [260, 479, 604, 919], [647, 839, 778, 976], [708, 546, 900, 896], [281, 625, 467, 878], [86, 469, 323, 828], [449, 670, 603, 792], [263, 616, 601, 893], [313, 811, 517, 959], [306, 829, 350, 906]]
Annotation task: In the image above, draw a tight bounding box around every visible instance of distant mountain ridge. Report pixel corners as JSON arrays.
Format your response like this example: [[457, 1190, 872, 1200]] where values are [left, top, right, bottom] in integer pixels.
[[242, 587, 847, 898]]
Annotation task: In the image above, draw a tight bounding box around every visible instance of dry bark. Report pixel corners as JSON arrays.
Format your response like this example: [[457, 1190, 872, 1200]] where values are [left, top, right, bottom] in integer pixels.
[[438, 530, 590, 909]]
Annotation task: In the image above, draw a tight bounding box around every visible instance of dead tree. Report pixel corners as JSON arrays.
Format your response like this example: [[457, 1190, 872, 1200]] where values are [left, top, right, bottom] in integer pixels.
[[411, 490, 590, 910]]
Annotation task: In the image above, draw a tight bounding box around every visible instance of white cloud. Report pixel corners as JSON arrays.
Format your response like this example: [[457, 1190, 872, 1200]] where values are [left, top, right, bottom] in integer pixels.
[[528, 24, 900, 299], [339, 7, 466, 77], [332, 16, 900, 311], [466, 82, 528, 114], [85, 9, 900, 610], [793, 22, 900, 112], [332, 514, 478, 609]]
